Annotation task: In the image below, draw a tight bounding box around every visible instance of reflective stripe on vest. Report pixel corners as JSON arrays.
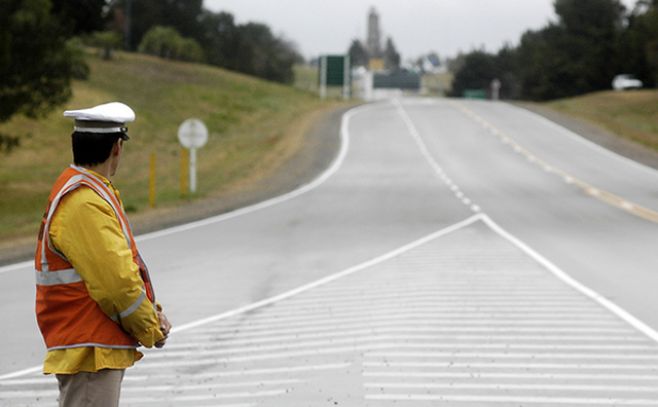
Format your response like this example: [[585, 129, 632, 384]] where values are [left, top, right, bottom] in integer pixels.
[[119, 289, 147, 320], [35, 268, 82, 286], [40, 174, 86, 271]]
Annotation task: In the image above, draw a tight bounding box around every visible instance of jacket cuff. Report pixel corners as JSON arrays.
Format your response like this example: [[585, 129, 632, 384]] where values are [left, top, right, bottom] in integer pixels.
[[136, 325, 166, 348]]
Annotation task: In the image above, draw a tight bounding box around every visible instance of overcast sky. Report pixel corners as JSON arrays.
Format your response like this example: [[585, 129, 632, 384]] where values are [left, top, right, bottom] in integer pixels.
[[204, 0, 637, 61]]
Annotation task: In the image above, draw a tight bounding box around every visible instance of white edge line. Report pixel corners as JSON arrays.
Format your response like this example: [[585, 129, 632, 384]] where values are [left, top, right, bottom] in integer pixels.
[[134, 102, 380, 241], [170, 213, 483, 333], [480, 213, 658, 344], [0, 366, 42, 381], [0, 102, 385, 275], [0, 260, 32, 274]]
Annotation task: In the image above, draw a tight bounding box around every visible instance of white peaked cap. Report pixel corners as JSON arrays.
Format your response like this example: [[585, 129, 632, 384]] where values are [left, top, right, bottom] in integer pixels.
[[64, 102, 135, 133]]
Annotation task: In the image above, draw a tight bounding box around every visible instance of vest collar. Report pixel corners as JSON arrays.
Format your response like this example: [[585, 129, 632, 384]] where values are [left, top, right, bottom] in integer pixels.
[[70, 164, 111, 187]]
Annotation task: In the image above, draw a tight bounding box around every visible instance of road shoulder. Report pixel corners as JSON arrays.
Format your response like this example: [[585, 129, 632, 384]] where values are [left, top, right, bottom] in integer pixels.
[[515, 102, 658, 171]]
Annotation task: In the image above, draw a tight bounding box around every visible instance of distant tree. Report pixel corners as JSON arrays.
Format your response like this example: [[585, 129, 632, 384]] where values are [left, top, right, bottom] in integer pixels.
[[88, 30, 122, 60], [108, 3, 302, 84], [620, 1, 658, 87], [138, 26, 204, 62], [109, 0, 204, 50], [449, 0, 656, 100], [446, 52, 466, 74], [510, 0, 626, 100], [348, 39, 369, 67], [198, 11, 239, 68], [66, 37, 91, 79], [449, 50, 498, 97], [495, 45, 522, 99], [51, 0, 107, 36], [177, 37, 205, 63], [233, 22, 301, 83], [383, 37, 401, 70], [552, 0, 626, 92], [0, 0, 75, 151]]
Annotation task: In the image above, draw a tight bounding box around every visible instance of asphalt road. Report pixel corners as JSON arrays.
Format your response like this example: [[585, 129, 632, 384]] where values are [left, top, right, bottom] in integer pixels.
[[1, 98, 658, 406]]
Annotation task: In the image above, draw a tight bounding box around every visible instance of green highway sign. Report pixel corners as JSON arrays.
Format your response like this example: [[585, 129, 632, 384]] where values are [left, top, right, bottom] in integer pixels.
[[324, 56, 347, 86], [319, 54, 351, 99]]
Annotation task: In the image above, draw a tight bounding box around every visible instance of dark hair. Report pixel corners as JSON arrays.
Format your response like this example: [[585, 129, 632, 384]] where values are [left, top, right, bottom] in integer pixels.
[[71, 132, 127, 166]]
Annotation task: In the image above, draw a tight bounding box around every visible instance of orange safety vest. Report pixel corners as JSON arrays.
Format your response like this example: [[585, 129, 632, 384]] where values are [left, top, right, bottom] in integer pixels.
[[34, 165, 156, 351]]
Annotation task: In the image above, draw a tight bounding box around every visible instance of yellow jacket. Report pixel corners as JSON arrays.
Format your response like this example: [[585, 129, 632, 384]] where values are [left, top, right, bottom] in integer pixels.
[[43, 170, 164, 374]]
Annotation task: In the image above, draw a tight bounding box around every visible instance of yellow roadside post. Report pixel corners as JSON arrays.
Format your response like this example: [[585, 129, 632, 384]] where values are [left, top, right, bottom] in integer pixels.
[[180, 147, 189, 197], [149, 152, 156, 208]]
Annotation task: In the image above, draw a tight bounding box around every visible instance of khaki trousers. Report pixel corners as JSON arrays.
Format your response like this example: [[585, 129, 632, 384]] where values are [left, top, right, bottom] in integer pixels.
[[56, 369, 125, 407]]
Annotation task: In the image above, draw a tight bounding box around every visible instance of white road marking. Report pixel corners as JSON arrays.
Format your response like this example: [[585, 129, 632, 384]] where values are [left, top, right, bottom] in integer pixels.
[[365, 394, 658, 405], [169, 214, 482, 334], [479, 213, 658, 343], [127, 363, 351, 380], [363, 371, 658, 380], [185, 324, 632, 346], [164, 333, 646, 350], [188, 311, 613, 330], [394, 99, 480, 215], [186, 316, 622, 339], [363, 361, 658, 370], [364, 382, 658, 392], [133, 103, 376, 242], [395, 99, 656, 357], [144, 337, 653, 360], [450, 100, 658, 223], [623, 201, 636, 210], [365, 351, 658, 361], [0, 260, 32, 274], [510, 102, 658, 176], [279, 289, 588, 299], [122, 389, 286, 402], [0, 366, 41, 381], [0, 380, 298, 399]]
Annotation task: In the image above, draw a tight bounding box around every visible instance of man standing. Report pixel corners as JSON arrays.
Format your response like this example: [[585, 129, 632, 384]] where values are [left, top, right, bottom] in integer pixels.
[[34, 102, 171, 406]]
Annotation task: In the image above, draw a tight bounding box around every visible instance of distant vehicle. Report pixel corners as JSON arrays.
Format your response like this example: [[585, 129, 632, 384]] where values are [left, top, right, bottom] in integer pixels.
[[612, 74, 643, 91]]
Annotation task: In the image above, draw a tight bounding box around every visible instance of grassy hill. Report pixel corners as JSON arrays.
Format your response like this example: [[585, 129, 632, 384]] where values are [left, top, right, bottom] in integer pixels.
[[546, 90, 658, 152], [0, 51, 334, 244]]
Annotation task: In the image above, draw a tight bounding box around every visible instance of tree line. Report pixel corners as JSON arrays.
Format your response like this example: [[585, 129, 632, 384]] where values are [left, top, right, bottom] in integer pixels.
[[450, 0, 658, 100], [0, 0, 301, 151], [110, 0, 302, 83]]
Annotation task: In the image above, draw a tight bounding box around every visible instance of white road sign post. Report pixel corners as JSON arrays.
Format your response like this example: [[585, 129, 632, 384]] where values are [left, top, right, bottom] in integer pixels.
[[177, 118, 208, 194]]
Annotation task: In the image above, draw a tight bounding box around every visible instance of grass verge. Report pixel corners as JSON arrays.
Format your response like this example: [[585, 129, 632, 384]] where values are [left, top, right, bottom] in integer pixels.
[[546, 90, 658, 152]]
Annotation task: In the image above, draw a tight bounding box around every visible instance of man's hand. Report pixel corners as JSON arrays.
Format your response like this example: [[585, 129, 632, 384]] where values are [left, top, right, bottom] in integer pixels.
[[154, 310, 172, 348]]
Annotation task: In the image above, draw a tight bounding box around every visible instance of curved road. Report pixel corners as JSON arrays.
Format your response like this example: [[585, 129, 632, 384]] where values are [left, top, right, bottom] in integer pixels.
[[1, 98, 658, 405]]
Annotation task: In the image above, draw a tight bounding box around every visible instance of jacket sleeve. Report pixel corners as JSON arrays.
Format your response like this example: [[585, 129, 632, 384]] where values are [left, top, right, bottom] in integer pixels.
[[49, 188, 165, 348]]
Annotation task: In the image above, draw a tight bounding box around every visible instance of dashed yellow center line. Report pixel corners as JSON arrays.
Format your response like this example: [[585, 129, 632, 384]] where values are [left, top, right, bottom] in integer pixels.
[[452, 102, 658, 224]]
